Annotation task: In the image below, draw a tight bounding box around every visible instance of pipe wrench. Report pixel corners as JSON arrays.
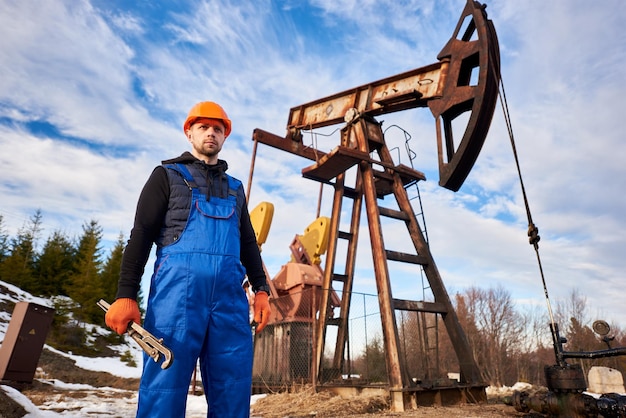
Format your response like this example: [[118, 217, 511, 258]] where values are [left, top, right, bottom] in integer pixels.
[[97, 299, 174, 370]]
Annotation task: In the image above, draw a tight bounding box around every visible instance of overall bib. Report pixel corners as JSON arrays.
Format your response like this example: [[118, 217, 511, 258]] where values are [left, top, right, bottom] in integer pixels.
[[137, 164, 253, 417]]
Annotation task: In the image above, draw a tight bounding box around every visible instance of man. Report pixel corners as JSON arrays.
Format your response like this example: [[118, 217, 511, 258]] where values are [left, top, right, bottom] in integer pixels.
[[105, 101, 271, 417]]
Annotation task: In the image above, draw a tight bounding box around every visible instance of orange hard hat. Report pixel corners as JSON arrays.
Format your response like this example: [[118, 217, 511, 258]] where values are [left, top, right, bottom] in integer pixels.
[[183, 101, 232, 137]]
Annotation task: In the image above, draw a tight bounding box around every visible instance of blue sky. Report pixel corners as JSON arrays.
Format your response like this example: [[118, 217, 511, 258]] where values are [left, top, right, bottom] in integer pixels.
[[1, 0, 625, 328]]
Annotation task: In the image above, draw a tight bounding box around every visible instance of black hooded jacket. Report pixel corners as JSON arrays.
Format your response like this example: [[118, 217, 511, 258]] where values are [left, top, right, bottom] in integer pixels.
[[116, 152, 267, 300]]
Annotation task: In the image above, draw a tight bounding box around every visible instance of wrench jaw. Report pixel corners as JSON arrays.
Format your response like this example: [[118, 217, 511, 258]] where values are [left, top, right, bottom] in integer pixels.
[[159, 345, 174, 370], [128, 323, 174, 370], [128, 330, 160, 362]]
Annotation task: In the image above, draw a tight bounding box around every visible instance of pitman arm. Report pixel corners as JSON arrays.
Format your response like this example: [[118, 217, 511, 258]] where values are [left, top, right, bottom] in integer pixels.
[[97, 299, 174, 370]]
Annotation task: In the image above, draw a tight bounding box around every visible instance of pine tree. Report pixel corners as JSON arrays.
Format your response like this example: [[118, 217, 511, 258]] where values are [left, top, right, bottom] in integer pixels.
[[361, 335, 387, 383], [100, 233, 125, 304], [66, 219, 104, 325], [34, 230, 77, 296], [0, 210, 43, 291], [0, 215, 9, 264]]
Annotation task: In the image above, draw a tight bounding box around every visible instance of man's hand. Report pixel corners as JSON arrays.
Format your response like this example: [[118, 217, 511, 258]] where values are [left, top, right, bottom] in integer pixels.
[[105, 298, 141, 334], [253, 291, 271, 333]]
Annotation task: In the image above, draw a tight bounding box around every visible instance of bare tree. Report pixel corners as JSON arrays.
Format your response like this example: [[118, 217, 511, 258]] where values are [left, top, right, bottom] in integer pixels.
[[461, 285, 524, 387], [515, 304, 552, 384]]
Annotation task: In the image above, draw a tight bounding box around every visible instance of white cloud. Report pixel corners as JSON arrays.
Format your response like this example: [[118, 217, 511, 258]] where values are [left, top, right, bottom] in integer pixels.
[[0, 0, 143, 144], [1, 0, 625, 324]]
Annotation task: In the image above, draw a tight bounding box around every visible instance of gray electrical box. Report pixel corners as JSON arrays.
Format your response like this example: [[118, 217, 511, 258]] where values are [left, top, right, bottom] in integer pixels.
[[0, 301, 55, 382]]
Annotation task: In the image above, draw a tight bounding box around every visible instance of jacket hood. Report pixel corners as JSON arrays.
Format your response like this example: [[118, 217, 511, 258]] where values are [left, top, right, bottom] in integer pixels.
[[162, 152, 231, 200], [162, 152, 229, 173]]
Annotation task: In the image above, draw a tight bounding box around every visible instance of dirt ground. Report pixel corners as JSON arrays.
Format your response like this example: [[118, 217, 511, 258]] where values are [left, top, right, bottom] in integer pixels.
[[250, 385, 531, 418], [0, 348, 531, 418], [0, 348, 140, 418]]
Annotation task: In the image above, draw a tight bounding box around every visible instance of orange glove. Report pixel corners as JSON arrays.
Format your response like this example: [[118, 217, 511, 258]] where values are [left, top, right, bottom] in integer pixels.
[[105, 298, 141, 335], [253, 291, 271, 333]]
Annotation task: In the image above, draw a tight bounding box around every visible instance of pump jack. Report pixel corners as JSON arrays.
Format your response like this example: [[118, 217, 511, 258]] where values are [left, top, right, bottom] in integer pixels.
[[250, 0, 500, 411]]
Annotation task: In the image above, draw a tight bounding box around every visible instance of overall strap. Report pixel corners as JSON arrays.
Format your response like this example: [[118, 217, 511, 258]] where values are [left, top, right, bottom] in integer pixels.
[[226, 175, 241, 199], [164, 163, 198, 189]]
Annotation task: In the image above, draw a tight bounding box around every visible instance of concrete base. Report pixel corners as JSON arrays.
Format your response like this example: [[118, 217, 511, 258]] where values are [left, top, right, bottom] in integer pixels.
[[587, 366, 625, 394]]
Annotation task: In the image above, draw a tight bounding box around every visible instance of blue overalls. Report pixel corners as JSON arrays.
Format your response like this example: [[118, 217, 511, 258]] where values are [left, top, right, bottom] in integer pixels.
[[137, 163, 253, 417]]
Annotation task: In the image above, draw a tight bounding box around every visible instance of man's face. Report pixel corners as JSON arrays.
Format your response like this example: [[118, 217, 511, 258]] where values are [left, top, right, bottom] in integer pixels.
[[186, 118, 226, 162]]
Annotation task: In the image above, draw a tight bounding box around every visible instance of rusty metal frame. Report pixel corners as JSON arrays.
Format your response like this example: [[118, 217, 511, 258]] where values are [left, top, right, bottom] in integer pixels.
[[250, 0, 500, 411]]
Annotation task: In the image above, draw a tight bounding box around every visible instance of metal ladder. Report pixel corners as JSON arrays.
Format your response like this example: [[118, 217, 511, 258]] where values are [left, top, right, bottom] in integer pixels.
[[302, 113, 481, 409]]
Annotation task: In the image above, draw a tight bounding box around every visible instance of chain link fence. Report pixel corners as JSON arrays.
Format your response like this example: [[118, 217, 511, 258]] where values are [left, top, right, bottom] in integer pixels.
[[252, 287, 454, 393]]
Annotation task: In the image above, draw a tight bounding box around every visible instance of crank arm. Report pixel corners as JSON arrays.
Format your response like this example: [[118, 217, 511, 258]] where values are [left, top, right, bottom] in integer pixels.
[[97, 299, 174, 370]]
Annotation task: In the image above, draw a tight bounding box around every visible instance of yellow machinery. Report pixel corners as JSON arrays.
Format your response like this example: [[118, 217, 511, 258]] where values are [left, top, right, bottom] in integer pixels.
[[249, 205, 339, 325]]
